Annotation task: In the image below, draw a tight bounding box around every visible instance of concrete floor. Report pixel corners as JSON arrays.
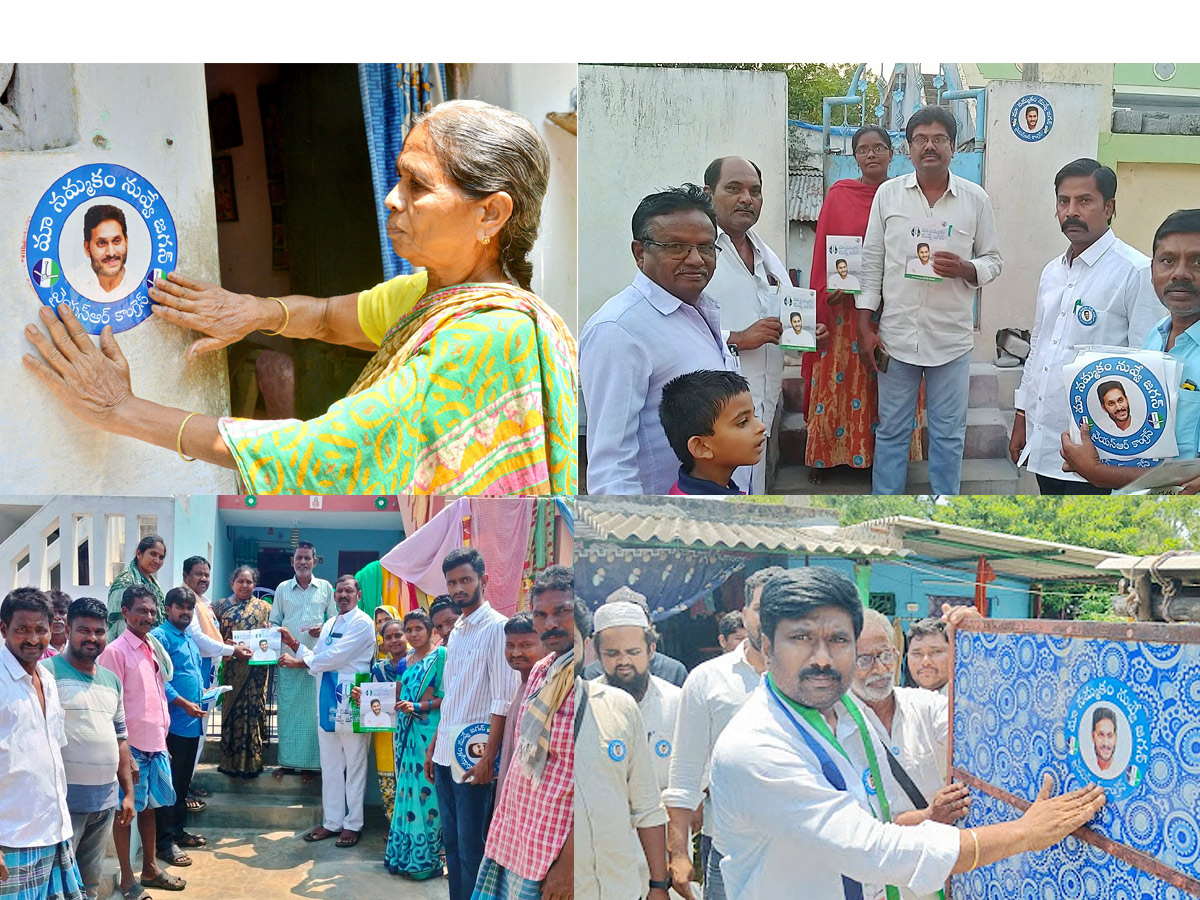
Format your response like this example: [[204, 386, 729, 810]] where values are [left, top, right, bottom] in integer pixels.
[[97, 827, 447, 900]]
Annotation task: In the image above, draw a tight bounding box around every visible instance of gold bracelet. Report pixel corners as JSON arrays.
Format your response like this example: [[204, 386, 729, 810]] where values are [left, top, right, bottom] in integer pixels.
[[967, 828, 981, 871], [260, 296, 289, 336], [177, 412, 200, 462]]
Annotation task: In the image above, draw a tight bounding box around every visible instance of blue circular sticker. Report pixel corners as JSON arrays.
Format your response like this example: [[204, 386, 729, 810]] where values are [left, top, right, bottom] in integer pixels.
[[453, 722, 495, 774], [1076, 304, 1098, 326], [1011, 95, 1054, 142], [607, 739, 627, 762], [24, 163, 177, 334], [1065, 677, 1150, 802], [863, 768, 878, 795], [654, 739, 672, 758], [1068, 356, 1168, 456]]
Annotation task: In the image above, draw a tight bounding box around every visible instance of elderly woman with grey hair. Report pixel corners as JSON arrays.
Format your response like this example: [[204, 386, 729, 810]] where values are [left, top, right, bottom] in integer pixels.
[[24, 100, 576, 496]]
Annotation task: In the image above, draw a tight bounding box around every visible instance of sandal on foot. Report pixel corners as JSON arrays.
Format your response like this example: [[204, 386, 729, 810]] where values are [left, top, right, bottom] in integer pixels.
[[155, 845, 192, 867], [177, 832, 207, 849], [185, 797, 206, 813], [304, 826, 338, 842], [335, 830, 360, 847], [188, 785, 211, 798], [141, 871, 186, 891], [119, 884, 148, 900]]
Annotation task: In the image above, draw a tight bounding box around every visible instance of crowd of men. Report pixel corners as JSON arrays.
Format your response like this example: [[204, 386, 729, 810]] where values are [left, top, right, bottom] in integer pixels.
[[0, 544, 576, 900], [580, 101, 1200, 496], [575, 571, 1106, 900]]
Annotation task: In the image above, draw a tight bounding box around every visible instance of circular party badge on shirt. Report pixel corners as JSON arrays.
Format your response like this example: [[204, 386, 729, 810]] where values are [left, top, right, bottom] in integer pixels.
[[24, 163, 177, 334]]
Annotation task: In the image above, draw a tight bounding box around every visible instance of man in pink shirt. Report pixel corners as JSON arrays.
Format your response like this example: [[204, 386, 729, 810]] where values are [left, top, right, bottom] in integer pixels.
[[98, 585, 187, 896]]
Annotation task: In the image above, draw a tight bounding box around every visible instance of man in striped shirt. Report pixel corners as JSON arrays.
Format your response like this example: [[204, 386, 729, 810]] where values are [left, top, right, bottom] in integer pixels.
[[424, 548, 519, 900]]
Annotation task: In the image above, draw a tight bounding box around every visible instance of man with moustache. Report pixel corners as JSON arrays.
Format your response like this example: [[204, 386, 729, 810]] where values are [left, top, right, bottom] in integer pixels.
[[710, 568, 1107, 900], [593, 601, 681, 795], [580, 586, 688, 687], [279, 575, 376, 848], [473, 566, 575, 900], [703, 156, 790, 493], [98, 585, 185, 894], [425, 548, 518, 900], [151, 586, 209, 867], [1061, 210, 1200, 491], [858, 105, 1003, 494], [45, 597, 136, 900], [1091, 708, 1118, 773], [906, 618, 952, 694], [270, 542, 336, 782], [581, 185, 740, 494], [1009, 159, 1159, 494], [851, 607, 972, 858], [496, 612, 547, 793], [665, 566, 783, 900], [0, 589, 85, 900], [68, 205, 137, 302], [1097, 382, 1136, 432]]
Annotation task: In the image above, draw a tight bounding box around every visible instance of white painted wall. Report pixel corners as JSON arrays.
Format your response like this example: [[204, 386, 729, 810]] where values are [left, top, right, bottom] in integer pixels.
[[980, 80, 1106, 359], [457, 64, 578, 335], [1, 64, 234, 493], [578, 65, 789, 325]]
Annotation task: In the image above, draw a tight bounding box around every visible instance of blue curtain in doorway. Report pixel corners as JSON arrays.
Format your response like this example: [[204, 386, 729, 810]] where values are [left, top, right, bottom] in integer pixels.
[[575, 546, 745, 624], [358, 63, 447, 280]]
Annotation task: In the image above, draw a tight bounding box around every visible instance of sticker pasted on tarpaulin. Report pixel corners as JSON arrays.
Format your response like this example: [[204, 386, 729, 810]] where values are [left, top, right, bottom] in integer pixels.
[[23, 163, 177, 334], [950, 619, 1200, 900]]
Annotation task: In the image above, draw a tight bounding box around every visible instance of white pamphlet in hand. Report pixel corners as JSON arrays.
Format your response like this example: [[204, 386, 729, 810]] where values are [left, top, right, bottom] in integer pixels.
[[355, 681, 398, 732], [779, 286, 817, 352], [825, 236, 862, 295], [233, 627, 282, 665], [903, 218, 950, 282]]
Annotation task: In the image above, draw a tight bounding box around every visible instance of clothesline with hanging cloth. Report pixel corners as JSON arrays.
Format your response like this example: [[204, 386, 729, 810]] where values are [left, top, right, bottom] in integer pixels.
[[358, 63, 447, 280]]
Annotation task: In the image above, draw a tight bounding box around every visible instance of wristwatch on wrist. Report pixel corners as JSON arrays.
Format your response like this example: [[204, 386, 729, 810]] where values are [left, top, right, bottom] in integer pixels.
[[648, 877, 671, 891]]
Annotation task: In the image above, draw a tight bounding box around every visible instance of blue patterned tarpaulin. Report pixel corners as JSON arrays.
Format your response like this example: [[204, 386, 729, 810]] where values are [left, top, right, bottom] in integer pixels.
[[951, 623, 1200, 900], [576, 546, 745, 623], [358, 63, 447, 280]]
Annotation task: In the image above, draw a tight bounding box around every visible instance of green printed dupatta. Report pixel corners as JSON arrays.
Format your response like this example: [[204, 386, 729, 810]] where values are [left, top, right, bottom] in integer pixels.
[[218, 282, 577, 495]]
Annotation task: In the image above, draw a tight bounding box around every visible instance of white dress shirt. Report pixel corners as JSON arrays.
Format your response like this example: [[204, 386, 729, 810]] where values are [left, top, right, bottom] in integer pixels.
[[432, 600, 518, 767], [859, 172, 1003, 366], [708, 227, 791, 433], [663, 639, 761, 827], [581, 271, 739, 495], [66, 261, 138, 302], [624, 673, 682, 795], [575, 680, 668, 900], [1014, 229, 1161, 479], [711, 686, 960, 900], [859, 686, 949, 808], [186, 604, 235, 661], [298, 606, 376, 680], [0, 645, 72, 848]]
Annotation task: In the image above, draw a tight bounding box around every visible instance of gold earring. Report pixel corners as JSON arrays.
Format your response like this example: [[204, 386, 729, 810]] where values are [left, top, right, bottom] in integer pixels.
[[480, 235, 491, 246]]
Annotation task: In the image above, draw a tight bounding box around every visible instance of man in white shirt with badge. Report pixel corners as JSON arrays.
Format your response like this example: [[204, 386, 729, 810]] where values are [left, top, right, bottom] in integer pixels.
[[592, 601, 681, 795], [703, 156, 790, 493], [581, 185, 739, 495], [278, 574, 375, 849], [665, 567, 781, 900], [1009, 158, 1161, 494], [858, 106, 1003, 495], [711, 567, 1107, 900]]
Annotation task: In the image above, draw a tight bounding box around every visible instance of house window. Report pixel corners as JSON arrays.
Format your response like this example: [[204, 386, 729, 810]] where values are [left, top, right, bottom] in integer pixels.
[[106, 516, 126, 583], [74, 515, 92, 586], [869, 592, 896, 616]]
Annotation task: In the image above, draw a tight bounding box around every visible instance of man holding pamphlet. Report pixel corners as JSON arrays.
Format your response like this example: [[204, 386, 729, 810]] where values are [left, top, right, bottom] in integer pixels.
[[858, 106, 1003, 494]]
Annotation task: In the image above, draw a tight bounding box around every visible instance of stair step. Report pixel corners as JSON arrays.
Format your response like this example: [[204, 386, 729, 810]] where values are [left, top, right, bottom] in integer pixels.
[[200, 739, 278, 767], [192, 762, 322, 798], [191, 792, 322, 831]]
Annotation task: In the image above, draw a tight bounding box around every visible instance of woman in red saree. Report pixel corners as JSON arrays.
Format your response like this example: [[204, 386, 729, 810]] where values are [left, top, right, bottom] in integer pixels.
[[805, 125, 924, 481]]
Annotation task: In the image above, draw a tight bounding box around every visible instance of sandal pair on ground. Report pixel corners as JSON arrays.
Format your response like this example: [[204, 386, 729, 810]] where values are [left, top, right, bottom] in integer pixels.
[[156, 831, 207, 867], [304, 825, 360, 847]]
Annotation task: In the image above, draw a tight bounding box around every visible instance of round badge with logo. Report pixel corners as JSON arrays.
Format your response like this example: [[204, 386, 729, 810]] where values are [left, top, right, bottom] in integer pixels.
[[1075, 301, 1098, 327], [24, 163, 177, 335], [654, 739, 672, 758], [1067, 357, 1168, 457], [1064, 677, 1150, 801], [1011, 95, 1054, 143], [608, 739, 627, 762], [453, 722, 497, 780], [862, 768, 878, 795]]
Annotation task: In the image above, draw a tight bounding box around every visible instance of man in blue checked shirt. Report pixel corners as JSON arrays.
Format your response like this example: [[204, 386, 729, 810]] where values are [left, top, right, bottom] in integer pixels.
[[150, 586, 209, 868]]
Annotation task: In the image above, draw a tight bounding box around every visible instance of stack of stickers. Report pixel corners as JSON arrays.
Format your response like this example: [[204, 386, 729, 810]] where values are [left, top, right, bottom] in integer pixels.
[[1062, 346, 1182, 467]]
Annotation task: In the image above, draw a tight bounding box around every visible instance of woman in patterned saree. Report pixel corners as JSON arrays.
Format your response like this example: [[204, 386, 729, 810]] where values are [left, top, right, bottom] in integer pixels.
[[384, 609, 446, 879], [215, 565, 271, 779], [25, 100, 576, 496]]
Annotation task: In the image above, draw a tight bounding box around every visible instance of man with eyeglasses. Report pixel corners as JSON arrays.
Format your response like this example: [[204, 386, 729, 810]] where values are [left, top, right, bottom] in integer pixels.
[[852, 608, 971, 843], [702, 156, 791, 493], [858, 105, 1003, 495], [581, 184, 739, 494]]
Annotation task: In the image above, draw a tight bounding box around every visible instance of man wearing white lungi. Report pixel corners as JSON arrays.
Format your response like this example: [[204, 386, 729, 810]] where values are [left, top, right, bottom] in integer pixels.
[[270, 541, 336, 778], [279, 575, 374, 847]]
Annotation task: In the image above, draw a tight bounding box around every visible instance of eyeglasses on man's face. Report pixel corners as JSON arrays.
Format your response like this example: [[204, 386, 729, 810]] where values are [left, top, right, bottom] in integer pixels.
[[854, 649, 898, 671], [638, 239, 721, 261], [910, 135, 951, 148]]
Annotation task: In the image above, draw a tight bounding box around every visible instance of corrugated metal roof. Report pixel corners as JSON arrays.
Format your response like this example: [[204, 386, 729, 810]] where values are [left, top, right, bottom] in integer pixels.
[[788, 168, 825, 222], [577, 497, 907, 557]]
